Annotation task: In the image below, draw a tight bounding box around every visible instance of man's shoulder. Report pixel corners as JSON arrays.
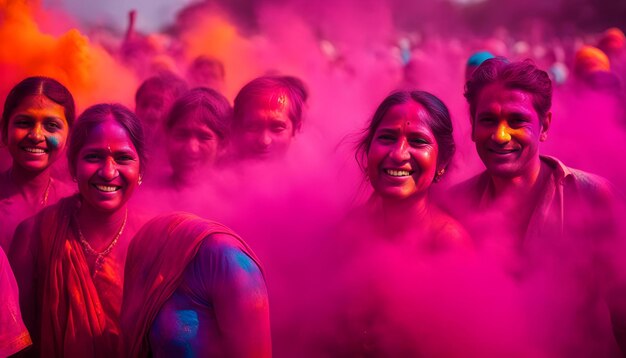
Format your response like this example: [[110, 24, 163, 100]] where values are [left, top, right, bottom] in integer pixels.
[[567, 167, 613, 189], [567, 168, 622, 205], [544, 155, 622, 203]]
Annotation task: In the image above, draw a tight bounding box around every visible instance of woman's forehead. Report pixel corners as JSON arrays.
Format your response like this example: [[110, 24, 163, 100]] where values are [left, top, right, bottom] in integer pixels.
[[378, 102, 432, 128], [84, 118, 132, 143]]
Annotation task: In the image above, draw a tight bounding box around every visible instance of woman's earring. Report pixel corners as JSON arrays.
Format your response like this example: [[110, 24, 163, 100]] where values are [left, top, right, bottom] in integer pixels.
[[433, 168, 446, 183]]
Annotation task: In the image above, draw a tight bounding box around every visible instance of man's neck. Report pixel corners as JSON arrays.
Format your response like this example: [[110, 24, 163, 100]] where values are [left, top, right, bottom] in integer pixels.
[[490, 157, 543, 199]]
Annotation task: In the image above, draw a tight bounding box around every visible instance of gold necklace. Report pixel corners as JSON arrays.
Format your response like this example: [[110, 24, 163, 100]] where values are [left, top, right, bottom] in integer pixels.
[[76, 208, 128, 275], [40, 177, 52, 207]]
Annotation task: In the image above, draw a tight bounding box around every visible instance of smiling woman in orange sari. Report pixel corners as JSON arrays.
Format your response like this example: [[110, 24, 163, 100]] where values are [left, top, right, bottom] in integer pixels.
[[9, 103, 146, 357]]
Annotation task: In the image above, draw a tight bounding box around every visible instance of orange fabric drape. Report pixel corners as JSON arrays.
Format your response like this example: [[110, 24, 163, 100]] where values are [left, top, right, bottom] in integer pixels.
[[121, 212, 263, 358], [35, 195, 122, 357]]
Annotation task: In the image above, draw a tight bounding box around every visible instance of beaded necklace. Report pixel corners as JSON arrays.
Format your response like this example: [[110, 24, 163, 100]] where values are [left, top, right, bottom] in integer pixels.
[[76, 208, 128, 276]]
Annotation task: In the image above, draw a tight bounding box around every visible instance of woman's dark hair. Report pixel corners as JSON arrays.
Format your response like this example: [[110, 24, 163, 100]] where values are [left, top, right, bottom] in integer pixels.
[[356, 90, 455, 172], [165, 87, 232, 142], [464, 58, 553, 121], [233, 75, 307, 133], [68, 103, 146, 176], [2, 76, 76, 143]]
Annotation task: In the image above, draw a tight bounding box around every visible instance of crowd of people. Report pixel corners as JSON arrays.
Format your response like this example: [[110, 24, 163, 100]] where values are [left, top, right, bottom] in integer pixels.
[[1, 1, 626, 357]]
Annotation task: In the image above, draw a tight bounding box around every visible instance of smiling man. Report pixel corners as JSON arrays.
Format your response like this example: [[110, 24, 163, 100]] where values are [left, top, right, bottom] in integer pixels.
[[449, 57, 626, 355], [452, 58, 622, 244]]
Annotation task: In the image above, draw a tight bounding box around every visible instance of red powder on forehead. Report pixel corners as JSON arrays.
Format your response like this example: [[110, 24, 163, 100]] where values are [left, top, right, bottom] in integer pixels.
[[243, 92, 290, 113]]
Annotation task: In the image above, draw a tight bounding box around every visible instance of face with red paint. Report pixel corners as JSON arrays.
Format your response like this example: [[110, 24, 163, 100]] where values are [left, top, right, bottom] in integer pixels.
[[4, 95, 69, 172], [235, 96, 294, 160], [75, 118, 141, 213], [367, 101, 439, 201], [472, 82, 551, 179], [167, 110, 221, 176]]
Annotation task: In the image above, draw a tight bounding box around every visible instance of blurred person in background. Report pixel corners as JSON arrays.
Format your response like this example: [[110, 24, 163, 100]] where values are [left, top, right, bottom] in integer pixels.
[[231, 75, 307, 161], [163, 87, 232, 190]]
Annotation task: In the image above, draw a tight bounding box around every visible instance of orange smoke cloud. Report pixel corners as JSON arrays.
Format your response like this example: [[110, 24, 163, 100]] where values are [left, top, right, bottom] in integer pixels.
[[0, 0, 137, 110], [180, 11, 257, 99]]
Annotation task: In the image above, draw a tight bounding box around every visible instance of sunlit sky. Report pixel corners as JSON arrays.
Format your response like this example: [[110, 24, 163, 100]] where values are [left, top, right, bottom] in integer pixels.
[[40, 0, 496, 34], [41, 0, 194, 32]]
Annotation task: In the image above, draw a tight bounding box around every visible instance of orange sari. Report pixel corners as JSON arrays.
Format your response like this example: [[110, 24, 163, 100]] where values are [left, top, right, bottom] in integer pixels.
[[34, 195, 123, 357], [121, 212, 264, 357]]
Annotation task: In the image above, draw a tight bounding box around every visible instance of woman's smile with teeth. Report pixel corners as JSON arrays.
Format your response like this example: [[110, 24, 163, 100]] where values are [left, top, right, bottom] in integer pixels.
[[385, 169, 412, 177], [93, 184, 121, 192], [23, 147, 47, 154]]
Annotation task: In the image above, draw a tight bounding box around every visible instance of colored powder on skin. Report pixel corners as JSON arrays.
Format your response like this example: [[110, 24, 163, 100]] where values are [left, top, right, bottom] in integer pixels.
[[5, 1, 626, 356], [46, 135, 60, 149], [232, 249, 258, 274], [173, 309, 199, 358]]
